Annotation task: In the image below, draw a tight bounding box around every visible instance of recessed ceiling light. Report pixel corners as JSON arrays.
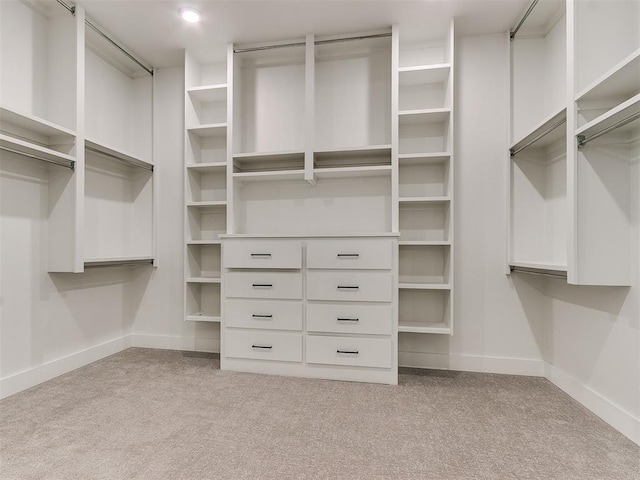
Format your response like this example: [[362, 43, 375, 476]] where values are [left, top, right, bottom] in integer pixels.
[[179, 7, 200, 23]]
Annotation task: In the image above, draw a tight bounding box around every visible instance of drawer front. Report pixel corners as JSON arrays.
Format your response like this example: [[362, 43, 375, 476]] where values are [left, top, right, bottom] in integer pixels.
[[307, 271, 392, 302], [306, 239, 392, 270], [226, 300, 303, 331], [307, 303, 392, 335], [225, 330, 302, 363], [224, 240, 302, 269], [306, 335, 392, 369], [226, 271, 302, 300]]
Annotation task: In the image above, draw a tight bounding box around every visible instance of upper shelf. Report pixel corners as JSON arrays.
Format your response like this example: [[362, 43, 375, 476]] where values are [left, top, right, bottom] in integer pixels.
[[576, 93, 640, 144], [398, 64, 450, 85], [510, 107, 566, 155], [576, 48, 640, 104], [187, 84, 228, 103], [0, 134, 75, 169], [0, 106, 75, 141], [85, 138, 153, 170]]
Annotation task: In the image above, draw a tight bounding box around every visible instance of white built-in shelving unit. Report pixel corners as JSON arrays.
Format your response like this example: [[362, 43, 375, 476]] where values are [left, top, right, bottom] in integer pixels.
[[508, 0, 638, 286], [0, 1, 155, 273]]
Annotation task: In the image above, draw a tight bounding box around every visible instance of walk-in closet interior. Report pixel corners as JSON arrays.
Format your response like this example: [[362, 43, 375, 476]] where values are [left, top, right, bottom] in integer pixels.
[[1, 0, 639, 458]]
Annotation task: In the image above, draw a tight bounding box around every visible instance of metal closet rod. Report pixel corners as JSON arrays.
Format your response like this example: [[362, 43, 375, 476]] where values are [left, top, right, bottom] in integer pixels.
[[510, 118, 566, 157], [510, 266, 567, 279], [0, 145, 75, 170], [85, 146, 154, 171], [55, 0, 153, 76], [577, 111, 640, 149], [510, 0, 540, 40], [234, 32, 392, 54]]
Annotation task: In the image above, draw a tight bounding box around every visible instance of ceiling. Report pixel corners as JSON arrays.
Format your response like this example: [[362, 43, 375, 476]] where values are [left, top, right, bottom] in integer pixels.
[[70, 0, 536, 69]]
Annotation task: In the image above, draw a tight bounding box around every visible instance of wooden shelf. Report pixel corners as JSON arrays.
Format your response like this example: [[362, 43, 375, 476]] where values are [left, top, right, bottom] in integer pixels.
[[398, 152, 450, 165], [399, 64, 451, 85], [186, 240, 222, 245], [85, 138, 152, 169], [0, 134, 75, 169], [186, 162, 226, 172], [186, 277, 221, 284], [233, 150, 304, 163], [398, 108, 450, 125], [186, 201, 227, 208], [398, 322, 451, 334], [314, 145, 392, 160], [233, 170, 305, 182], [576, 48, 640, 103], [510, 108, 566, 154], [187, 84, 228, 103], [314, 165, 392, 179], [185, 314, 221, 323], [576, 93, 640, 142], [0, 105, 75, 140], [399, 283, 451, 290], [187, 123, 228, 138], [399, 240, 451, 246], [399, 196, 450, 204]]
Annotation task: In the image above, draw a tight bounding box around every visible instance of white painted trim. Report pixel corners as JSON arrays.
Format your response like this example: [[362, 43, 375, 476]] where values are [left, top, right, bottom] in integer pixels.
[[545, 363, 640, 446], [0, 336, 132, 400], [399, 351, 545, 376], [130, 333, 220, 354]]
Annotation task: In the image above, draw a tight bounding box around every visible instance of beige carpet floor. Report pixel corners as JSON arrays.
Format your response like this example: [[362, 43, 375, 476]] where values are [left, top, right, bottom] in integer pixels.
[[1, 348, 638, 479]]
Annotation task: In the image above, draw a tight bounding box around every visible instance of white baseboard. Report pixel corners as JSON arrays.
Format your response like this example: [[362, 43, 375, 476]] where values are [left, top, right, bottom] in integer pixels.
[[130, 333, 220, 354], [0, 336, 132, 400], [399, 351, 545, 376], [544, 363, 640, 446]]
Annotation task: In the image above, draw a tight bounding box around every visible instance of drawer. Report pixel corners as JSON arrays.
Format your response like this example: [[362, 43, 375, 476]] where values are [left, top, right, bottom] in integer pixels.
[[306, 335, 392, 369], [307, 303, 392, 335], [306, 239, 392, 270], [225, 330, 302, 363], [307, 271, 392, 302], [224, 240, 302, 269], [226, 299, 303, 331], [226, 271, 302, 299]]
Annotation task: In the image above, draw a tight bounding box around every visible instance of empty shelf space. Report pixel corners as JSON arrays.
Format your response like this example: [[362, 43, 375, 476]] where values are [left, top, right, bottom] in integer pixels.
[[186, 162, 227, 172], [510, 108, 566, 155], [186, 201, 227, 208], [0, 105, 75, 140], [399, 64, 451, 84], [398, 153, 450, 165], [399, 240, 451, 246], [399, 283, 451, 290], [576, 48, 640, 103], [85, 138, 152, 170], [398, 322, 451, 334], [84, 257, 154, 268], [233, 150, 305, 173], [185, 314, 221, 323], [187, 123, 228, 137], [187, 84, 228, 103], [186, 240, 222, 245], [186, 277, 221, 284], [399, 196, 450, 204], [313, 145, 392, 168], [398, 108, 450, 125], [233, 170, 306, 182], [314, 165, 392, 179]]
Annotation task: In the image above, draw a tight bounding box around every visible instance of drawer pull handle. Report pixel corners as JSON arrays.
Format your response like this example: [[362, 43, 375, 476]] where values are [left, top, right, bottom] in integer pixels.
[[337, 285, 359, 290], [250, 253, 272, 258], [252, 314, 273, 319], [252, 344, 273, 350], [337, 253, 359, 258], [252, 283, 273, 288], [337, 349, 359, 355], [337, 317, 359, 322]]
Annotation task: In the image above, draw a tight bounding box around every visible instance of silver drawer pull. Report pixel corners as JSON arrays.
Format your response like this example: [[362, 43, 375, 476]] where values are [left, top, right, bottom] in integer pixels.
[[337, 285, 359, 290], [252, 314, 273, 319], [337, 349, 359, 355], [337, 253, 359, 258], [250, 253, 272, 258], [252, 283, 273, 288], [337, 317, 359, 322], [252, 344, 273, 349]]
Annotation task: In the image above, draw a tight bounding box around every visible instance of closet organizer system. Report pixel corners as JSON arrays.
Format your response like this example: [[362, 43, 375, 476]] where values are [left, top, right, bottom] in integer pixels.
[[0, 0, 155, 272], [508, 0, 638, 285], [184, 24, 455, 383]]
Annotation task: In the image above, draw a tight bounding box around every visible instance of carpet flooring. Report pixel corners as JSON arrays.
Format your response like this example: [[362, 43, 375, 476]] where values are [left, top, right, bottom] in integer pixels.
[[1, 348, 638, 479]]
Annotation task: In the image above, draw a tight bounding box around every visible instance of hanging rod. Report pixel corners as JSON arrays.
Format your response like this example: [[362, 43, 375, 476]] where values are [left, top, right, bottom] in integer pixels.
[[510, 118, 566, 157], [86, 146, 154, 171], [510, 265, 567, 279], [234, 32, 392, 54], [55, 0, 153, 76], [84, 258, 154, 268], [0, 145, 75, 170], [510, 0, 540, 40], [577, 111, 640, 149]]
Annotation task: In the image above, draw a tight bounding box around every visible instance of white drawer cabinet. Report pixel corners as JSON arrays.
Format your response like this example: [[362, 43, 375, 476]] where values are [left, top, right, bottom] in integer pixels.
[[307, 239, 392, 270], [226, 271, 302, 299], [224, 240, 302, 269], [226, 330, 303, 363], [221, 235, 397, 384], [226, 299, 303, 331], [307, 271, 393, 302], [306, 335, 393, 369], [306, 303, 392, 335]]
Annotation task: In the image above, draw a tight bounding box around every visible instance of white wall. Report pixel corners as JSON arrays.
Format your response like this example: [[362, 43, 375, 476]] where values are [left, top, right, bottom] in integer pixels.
[[0, 154, 135, 398], [129, 67, 220, 352]]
